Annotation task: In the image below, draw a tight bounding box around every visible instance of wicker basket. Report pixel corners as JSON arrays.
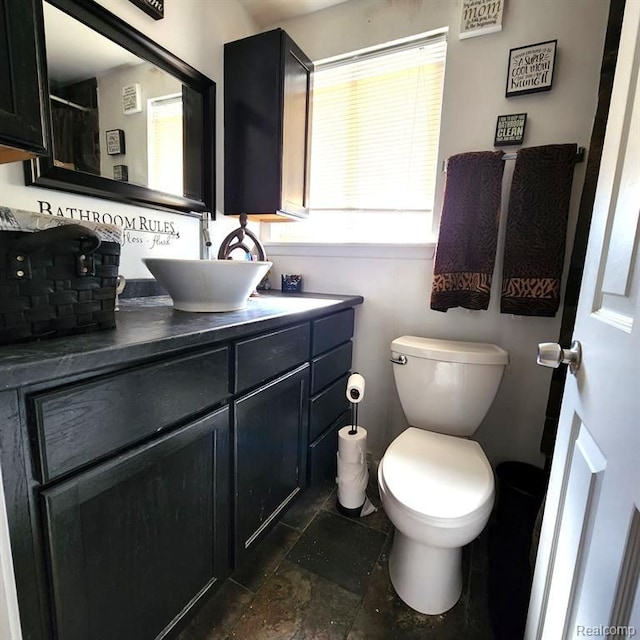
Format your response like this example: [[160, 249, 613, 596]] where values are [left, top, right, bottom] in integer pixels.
[[0, 209, 122, 345]]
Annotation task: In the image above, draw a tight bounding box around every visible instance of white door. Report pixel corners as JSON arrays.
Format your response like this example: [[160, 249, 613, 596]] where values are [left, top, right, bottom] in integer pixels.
[[525, 1, 640, 639]]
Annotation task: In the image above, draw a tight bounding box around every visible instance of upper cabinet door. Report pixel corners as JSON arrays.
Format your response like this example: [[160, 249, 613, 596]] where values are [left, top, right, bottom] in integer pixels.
[[281, 35, 312, 218], [224, 28, 313, 220], [0, 0, 49, 163]]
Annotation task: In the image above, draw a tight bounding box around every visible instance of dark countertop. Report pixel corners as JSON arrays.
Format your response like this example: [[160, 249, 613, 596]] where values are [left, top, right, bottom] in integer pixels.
[[0, 292, 363, 391]]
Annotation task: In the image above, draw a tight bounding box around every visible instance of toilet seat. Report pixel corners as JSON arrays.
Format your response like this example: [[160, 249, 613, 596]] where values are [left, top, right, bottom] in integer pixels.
[[380, 428, 494, 527]]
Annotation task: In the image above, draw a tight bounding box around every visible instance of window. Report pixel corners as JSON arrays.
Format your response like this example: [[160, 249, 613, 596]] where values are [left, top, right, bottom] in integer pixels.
[[265, 31, 447, 244], [147, 93, 183, 196]]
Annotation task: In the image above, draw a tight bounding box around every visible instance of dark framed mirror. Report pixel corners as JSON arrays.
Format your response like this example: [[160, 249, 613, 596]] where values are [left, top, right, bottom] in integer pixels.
[[24, 0, 215, 216]]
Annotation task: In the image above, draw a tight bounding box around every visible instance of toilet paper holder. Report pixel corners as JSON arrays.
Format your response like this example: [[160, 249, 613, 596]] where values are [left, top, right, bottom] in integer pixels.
[[346, 373, 365, 434]]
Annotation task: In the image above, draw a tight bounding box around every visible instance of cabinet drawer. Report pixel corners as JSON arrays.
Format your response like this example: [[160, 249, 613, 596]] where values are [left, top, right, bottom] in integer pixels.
[[309, 373, 350, 442], [311, 341, 352, 395], [311, 309, 354, 356], [309, 410, 349, 487], [32, 347, 229, 482], [235, 323, 310, 393]]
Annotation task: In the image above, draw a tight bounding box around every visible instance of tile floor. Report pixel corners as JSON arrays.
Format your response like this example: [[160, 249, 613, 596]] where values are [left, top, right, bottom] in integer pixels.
[[177, 480, 493, 640]]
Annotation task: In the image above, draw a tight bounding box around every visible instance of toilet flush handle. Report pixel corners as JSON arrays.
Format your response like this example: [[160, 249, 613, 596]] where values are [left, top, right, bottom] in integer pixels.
[[389, 354, 407, 365]]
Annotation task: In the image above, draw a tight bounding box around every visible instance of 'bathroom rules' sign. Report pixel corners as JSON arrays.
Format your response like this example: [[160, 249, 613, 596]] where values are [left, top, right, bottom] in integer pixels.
[[32, 199, 200, 278], [0, 171, 199, 278]]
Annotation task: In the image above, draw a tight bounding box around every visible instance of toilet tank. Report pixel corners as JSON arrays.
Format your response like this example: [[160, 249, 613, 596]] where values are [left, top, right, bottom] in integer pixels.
[[391, 336, 509, 437]]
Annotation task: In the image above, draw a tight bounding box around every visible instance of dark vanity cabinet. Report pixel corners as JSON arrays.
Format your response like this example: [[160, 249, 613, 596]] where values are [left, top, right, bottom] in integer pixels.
[[0, 0, 49, 163], [16, 347, 232, 640], [0, 300, 359, 640], [224, 29, 313, 219]]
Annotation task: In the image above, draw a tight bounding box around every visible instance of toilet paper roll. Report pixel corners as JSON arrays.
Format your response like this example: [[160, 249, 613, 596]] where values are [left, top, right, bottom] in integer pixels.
[[337, 425, 369, 510], [338, 425, 367, 464]]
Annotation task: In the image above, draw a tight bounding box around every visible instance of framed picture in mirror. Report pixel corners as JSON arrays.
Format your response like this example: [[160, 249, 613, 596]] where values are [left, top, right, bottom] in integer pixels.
[[128, 0, 164, 20], [106, 129, 125, 155], [122, 84, 142, 114]]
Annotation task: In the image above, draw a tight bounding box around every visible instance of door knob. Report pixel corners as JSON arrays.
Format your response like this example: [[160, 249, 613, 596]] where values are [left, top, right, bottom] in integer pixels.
[[537, 340, 582, 374]]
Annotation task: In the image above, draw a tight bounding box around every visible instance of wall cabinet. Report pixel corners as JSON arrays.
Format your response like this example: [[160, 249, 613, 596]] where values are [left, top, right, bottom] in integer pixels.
[[224, 28, 313, 220], [0, 0, 49, 163]]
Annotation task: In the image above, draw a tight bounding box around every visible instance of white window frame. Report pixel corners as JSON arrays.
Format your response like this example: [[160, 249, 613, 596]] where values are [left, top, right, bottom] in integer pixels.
[[147, 92, 183, 196]]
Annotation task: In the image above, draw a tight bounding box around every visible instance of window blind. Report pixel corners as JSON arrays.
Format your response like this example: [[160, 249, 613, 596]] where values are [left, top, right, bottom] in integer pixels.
[[148, 94, 183, 196], [310, 33, 446, 212]]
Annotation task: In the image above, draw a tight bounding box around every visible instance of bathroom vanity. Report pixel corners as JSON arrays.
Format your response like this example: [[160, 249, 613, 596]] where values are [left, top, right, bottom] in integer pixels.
[[0, 292, 361, 640]]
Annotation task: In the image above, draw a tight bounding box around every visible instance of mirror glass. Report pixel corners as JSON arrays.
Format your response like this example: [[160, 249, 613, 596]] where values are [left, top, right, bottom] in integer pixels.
[[27, 0, 215, 215]]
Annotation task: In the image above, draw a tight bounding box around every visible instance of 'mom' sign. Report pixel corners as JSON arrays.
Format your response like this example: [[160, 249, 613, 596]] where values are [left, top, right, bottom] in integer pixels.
[[460, 0, 504, 39]]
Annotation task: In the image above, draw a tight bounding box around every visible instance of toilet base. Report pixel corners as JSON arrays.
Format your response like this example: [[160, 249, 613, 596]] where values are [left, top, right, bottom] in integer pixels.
[[388, 529, 463, 615]]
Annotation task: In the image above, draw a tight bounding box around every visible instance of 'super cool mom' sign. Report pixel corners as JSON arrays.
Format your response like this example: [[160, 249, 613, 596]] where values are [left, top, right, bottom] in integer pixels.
[[506, 40, 557, 97]]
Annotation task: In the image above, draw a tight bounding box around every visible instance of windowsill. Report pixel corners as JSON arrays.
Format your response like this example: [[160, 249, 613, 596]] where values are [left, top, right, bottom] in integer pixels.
[[264, 242, 436, 260]]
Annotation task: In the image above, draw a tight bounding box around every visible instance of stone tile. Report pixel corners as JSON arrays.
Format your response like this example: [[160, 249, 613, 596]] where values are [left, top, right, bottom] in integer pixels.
[[175, 579, 254, 640], [232, 522, 300, 593], [281, 484, 336, 532], [286, 510, 386, 596], [229, 560, 361, 640], [465, 569, 492, 639]]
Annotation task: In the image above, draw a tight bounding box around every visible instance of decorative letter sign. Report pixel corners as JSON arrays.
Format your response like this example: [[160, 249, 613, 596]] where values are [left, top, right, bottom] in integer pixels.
[[494, 113, 527, 146], [506, 40, 557, 97], [122, 83, 142, 115], [460, 0, 504, 39]]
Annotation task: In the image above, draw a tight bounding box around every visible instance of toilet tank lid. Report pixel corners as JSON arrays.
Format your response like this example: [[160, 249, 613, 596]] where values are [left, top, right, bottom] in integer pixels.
[[391, 336, 509, 365]]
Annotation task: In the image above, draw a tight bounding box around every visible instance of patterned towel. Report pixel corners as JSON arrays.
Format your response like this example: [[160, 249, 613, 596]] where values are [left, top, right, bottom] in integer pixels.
[[431, 150, 505, 312], [501, 144, 577, 316]]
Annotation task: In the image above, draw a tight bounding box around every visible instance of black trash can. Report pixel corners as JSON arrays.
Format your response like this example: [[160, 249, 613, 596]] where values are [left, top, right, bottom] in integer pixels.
[[489, 461, 547, 640]]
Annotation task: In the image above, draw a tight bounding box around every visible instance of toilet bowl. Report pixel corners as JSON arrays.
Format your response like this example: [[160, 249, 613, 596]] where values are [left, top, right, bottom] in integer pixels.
[[379, 337, 508, 614]]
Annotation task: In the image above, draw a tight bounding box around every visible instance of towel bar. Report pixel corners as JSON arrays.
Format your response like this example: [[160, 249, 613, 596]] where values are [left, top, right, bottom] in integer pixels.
[[442, 146, 585, 171]]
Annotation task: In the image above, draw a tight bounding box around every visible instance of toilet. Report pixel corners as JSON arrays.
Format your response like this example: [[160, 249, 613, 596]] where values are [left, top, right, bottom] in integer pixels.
[[379, 336, 508, 615]]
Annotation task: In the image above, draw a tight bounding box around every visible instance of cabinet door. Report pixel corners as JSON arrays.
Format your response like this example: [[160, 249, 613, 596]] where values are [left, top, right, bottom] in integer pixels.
[[280, 35, 312, 217], [234, 364, 309, 564], [41, 407, 229, 640], [0, 0, 49, 161]]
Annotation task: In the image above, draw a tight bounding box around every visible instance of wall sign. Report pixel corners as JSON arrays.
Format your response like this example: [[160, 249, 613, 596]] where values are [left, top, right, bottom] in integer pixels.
[[460, 0, 504, 39], [506, 40, 557, 97], [494, 113, 527, 146], [106, 129, 126, 155], [128, 0, 164, 20], [0, 188, 200, 279], [122, 83, 142, 114], [113, 165, 129, 181]]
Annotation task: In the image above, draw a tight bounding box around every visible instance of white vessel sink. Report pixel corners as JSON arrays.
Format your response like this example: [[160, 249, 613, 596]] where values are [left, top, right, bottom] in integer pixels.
[[143, 258, 272, 312]]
